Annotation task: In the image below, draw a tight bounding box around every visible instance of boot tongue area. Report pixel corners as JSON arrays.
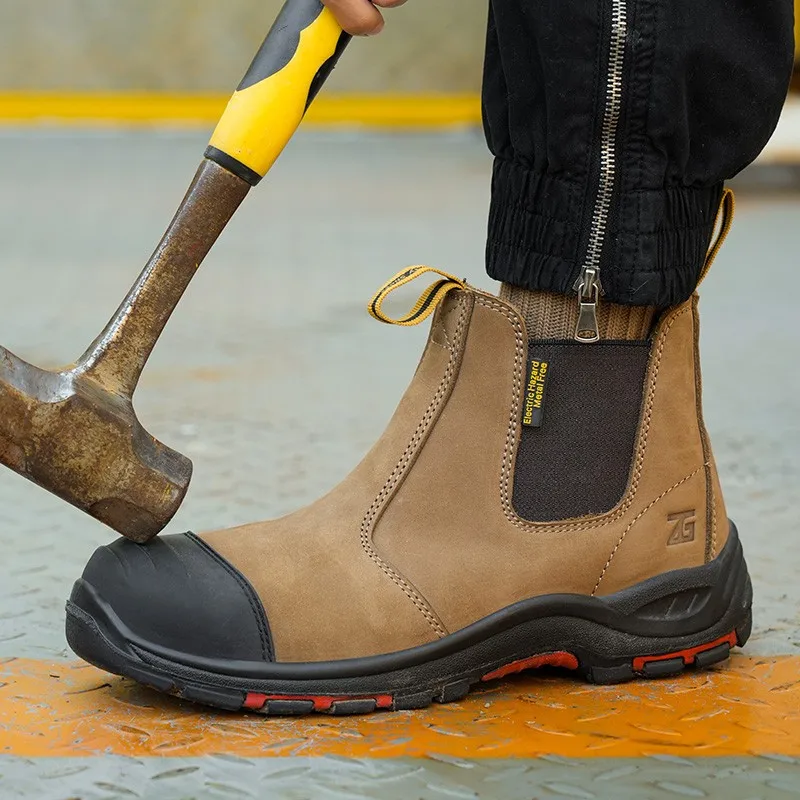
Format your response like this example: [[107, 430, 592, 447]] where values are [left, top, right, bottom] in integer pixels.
[[513, 339, 652, 522]]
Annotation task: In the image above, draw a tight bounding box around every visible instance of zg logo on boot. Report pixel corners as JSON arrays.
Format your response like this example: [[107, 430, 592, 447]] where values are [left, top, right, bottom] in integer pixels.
[[667, 510, 697, 545]]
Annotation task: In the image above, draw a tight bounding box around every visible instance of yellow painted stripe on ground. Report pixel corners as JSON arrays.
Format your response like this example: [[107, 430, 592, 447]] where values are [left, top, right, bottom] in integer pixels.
[[0, 93, 482, 129], [0, 655, 798, 759]]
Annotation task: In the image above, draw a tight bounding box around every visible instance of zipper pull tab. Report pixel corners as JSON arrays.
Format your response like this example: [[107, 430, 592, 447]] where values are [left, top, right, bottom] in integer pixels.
[[574, 268, 602, 343]]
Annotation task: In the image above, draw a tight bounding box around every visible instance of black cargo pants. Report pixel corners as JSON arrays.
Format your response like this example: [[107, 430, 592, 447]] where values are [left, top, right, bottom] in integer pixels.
[[483, 0, 795, 307]]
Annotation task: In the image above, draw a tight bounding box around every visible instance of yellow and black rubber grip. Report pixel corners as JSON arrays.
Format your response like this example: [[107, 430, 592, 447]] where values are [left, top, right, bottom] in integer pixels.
[[205, 0, 350, 186]]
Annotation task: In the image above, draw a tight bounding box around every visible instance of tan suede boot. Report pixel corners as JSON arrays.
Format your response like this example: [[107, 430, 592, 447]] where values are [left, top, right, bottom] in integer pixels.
[[66, 265, 751, 716]]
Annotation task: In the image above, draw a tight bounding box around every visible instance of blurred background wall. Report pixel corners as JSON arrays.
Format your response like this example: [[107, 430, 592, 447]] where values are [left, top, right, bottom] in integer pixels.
[[0, 0, 796, 135], [0, 0, 486, 94]]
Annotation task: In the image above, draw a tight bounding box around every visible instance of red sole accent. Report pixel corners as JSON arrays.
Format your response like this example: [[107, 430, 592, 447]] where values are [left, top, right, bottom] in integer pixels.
[[481, 651, 579, 682], [632, 631, 737, 672], [244, 692, 393, 712], [241, 634, 737, 712], [243, 693, 268, 710]]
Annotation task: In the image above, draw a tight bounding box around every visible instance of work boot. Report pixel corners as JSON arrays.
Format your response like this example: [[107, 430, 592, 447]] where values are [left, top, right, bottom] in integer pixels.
[[66, 261, 752, 716]]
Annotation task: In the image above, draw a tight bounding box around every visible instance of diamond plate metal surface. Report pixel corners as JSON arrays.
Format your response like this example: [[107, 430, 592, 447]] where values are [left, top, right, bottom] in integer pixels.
[[2, 756, 800, 800], [1, 655, 799, 759]]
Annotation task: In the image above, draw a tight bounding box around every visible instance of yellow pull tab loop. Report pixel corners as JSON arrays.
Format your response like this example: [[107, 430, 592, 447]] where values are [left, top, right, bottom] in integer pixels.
[[368, 266, 468, 326], [698, 188, 735, 286]]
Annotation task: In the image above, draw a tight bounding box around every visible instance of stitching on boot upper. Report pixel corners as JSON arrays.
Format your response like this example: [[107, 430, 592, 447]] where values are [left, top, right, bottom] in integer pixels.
[[692, 295, 719, 562], [430, 305, 454, 352], [437, 314, 453, 351], [483, 295, 694, 533], [710, 472, 718, 558], [591, 467, 704, 595], [359, 293, 472, 640]]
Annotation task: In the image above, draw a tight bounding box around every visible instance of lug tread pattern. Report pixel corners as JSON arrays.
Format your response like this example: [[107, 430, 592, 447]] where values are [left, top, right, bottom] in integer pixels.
[[90, 614, 752, 717], [641, 657, 686, 678], [262, 700, 315, 715]]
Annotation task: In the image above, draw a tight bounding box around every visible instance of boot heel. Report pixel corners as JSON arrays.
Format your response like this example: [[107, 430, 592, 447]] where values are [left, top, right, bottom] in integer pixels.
[[583, 523, 753, 684], [587, 610, 752, 685]]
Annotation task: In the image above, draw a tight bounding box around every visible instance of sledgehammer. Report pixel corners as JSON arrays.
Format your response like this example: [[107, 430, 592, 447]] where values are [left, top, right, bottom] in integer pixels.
[[0, 0, 350, 543]]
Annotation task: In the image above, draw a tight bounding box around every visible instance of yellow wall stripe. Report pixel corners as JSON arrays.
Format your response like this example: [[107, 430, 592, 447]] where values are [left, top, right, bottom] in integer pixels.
[[0, 93, 482, 129], [795, 0, 800, 60], [1, 655, 798, 758]]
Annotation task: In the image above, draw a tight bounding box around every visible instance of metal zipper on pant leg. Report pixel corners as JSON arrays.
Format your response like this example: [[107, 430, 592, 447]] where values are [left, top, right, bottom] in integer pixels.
[[574, 0, 629, 344], [575, 267, 602, 343]]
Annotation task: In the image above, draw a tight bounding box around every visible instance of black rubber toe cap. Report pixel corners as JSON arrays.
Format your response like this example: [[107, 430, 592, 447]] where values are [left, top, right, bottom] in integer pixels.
[[73, 533, 273, 664]]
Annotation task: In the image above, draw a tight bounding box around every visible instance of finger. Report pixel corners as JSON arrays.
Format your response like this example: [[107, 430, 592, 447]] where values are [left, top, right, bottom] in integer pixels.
[[322, 0, 385, 36], [373, 0, 409, 7]]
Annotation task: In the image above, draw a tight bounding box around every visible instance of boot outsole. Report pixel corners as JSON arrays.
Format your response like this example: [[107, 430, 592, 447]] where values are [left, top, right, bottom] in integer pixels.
[[65, 602, 751, 715], [65, 523, 753, 717]]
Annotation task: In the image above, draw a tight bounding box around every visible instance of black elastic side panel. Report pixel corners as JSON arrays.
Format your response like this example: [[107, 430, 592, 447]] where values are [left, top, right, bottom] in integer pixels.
[[513, 340, 651, 521]]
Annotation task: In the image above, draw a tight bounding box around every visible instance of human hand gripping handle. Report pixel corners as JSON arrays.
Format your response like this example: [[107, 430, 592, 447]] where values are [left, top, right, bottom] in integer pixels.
[[320, 0, 408, 36]]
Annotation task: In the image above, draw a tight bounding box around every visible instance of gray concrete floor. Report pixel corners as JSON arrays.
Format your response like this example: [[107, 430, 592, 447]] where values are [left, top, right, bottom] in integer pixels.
[[0, 130, 799, 797]]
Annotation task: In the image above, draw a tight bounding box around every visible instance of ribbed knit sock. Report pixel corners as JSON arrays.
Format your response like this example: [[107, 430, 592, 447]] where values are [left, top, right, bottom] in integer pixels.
[[499, 284, 657, 340]]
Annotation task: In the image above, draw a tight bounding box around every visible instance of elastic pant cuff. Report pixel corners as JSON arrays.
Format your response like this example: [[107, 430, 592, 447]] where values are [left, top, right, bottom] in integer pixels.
[[486, 158, 724, 307]]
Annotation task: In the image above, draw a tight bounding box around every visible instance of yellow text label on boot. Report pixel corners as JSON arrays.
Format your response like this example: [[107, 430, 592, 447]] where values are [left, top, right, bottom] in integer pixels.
[[521, 356, 551, 428]]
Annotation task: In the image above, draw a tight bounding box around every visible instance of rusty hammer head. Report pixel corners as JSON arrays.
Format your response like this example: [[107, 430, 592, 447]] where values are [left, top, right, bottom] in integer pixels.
[[0, 161, 250, 543], [0, 346, 192, 543]]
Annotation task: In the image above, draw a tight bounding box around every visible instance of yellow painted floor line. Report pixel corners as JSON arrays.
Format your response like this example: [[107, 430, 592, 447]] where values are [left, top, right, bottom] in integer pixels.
[[0, 93, 482, 129], [0, 655, 798, 759]]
